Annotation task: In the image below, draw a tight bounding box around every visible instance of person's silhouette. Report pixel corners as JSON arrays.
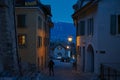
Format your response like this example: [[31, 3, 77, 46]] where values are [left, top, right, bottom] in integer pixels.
[[48, 60, 55, 76]]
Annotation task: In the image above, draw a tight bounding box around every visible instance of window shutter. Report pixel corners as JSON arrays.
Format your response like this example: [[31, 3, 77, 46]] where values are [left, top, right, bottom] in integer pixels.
[[110, 15, 116, 35], [118, 15, 120, 34]]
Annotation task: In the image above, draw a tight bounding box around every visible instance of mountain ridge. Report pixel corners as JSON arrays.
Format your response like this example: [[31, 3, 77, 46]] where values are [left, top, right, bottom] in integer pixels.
[[50, 22, 76, 43]]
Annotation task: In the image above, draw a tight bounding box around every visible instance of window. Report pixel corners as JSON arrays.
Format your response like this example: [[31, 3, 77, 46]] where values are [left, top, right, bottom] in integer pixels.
[[17, 15, 26, 28], [87, 18, 94, 36], [38, 16, 42, 29], [38, 36, 42, 47], [18, 34, 26, 47], [78, 21, 85, 36], [110, 15, 120, 35]]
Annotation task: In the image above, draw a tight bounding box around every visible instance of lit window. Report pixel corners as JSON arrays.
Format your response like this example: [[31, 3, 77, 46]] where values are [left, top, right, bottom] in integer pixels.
[[18, 34, 26, 46]]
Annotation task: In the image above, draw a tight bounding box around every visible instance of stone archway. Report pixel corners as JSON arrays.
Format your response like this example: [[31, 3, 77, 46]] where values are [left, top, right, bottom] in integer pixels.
[[86, 45, 94, 72]]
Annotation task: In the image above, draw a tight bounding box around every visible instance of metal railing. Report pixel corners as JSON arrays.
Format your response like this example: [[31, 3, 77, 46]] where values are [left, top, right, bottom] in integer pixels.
[[100, 63, 120, 80]]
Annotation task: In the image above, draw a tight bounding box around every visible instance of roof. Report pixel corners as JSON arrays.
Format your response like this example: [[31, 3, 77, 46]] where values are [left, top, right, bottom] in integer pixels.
[[50, 42, 69, 50], [38, 2, 52, 16], [15, 0, 52, 16], [54, 44, 67, 49], [72, 0, 99, 19]]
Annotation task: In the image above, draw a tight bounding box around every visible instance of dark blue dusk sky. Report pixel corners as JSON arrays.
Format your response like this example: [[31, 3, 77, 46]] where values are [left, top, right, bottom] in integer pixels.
[[40, 0, 77, 23]]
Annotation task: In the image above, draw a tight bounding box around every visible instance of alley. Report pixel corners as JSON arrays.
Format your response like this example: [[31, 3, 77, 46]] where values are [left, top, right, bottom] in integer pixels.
[[39, 60, 97, 80], [0, 0, 120, 80]]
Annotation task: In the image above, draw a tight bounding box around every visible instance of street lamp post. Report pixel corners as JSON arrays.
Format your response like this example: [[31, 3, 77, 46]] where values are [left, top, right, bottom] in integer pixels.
[[67, 36, 73, 58]]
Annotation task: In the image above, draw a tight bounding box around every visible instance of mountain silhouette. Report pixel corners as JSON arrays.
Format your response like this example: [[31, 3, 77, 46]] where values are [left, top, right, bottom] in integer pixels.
[[50, 22, 76, 43]]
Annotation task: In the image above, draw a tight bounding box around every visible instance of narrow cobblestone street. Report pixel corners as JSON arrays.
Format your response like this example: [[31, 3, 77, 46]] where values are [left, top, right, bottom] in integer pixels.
[[39, 60, 97, 80]]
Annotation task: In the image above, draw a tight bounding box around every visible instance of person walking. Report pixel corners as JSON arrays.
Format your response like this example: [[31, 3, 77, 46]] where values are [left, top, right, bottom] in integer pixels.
[[48, 59, 55, 76], [73, 61, 77, 70]]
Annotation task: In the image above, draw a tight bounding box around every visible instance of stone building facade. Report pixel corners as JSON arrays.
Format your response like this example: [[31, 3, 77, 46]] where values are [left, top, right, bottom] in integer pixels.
[[0, 0, 19, 75], [15, 0, 53, 72]]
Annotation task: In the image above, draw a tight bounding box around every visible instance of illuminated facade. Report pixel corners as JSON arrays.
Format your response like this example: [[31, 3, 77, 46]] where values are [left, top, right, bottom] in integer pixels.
[[72, 0, 120, 74], [15, 0, 53, 71]]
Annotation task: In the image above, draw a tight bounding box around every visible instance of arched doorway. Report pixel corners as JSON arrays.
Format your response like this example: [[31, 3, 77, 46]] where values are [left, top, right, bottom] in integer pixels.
[[86, 45, 94, 72]]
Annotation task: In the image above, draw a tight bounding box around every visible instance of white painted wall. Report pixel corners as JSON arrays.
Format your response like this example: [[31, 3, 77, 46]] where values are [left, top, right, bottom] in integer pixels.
[[76, 0, 120, 74], [94, 0, 120, 73]]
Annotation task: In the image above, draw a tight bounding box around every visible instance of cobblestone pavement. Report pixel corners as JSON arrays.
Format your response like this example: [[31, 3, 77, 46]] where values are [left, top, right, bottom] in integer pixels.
[[39, 60, 98, 80]]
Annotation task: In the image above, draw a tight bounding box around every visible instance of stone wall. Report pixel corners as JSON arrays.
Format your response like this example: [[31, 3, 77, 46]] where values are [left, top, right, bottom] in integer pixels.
[[0, 0, 19, 75]]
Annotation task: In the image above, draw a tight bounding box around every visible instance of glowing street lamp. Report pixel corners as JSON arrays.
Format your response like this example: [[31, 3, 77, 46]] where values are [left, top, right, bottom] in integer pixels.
[[66, 45, 70, 49], [67, 36, 73, 58], [68, 36, 73, 42]]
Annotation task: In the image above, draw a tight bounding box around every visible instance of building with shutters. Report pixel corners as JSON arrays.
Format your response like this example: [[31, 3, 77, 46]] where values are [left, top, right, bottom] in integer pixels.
[[72, 0, 120, 75], [15, 0, 53, 72]]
